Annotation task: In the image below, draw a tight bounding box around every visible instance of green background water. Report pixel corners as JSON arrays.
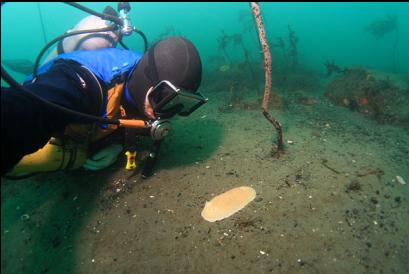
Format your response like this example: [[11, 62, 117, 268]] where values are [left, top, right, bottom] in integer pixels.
[[2, 2, 409, 83]]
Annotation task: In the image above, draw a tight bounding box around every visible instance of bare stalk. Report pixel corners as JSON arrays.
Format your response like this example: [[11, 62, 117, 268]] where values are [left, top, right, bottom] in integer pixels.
[[250, 2, 284, 155]]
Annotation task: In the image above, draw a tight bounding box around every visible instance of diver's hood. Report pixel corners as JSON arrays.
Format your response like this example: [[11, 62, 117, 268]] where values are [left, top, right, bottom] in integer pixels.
[[127, 37, 202, 118]]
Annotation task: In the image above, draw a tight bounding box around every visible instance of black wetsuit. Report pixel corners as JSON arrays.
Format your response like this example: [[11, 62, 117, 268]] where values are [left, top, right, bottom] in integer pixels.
[[1, 60, 103, 175]]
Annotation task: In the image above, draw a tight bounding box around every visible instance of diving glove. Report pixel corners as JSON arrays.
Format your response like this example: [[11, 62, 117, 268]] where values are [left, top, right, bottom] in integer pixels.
[[83, 144, 123, 171]]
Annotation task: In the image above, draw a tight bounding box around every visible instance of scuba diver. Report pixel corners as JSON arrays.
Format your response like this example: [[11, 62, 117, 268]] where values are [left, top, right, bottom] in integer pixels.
[[1, 36, 206, 178], [4, 6, 121, 75]]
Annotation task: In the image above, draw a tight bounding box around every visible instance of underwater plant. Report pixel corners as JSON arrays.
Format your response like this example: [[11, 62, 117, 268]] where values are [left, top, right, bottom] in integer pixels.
[[217, 30, 232, 63], [231, 33, 259, 90], [215, 30, 260, 91], [324, 60, 346, 77], [231, 33, 242, 46], [273, 37, 287, 61], [250, 2, 284, 157], [271, 26, 298, 72]]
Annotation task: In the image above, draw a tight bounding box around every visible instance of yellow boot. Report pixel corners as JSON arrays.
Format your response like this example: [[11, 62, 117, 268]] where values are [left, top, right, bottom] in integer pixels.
[[6, 137, 88, 179]]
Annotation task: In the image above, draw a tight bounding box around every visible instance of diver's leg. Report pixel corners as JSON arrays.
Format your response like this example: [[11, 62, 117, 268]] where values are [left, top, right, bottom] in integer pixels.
[[1, 61, 103, 176]]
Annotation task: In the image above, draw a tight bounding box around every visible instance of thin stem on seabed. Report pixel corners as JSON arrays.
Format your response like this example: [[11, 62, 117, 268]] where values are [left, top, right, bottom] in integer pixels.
[[250, 2, 284, 157]]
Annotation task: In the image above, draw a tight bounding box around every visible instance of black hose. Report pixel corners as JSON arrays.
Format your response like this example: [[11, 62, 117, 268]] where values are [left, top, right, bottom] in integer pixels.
[[33, 25, 118, 77], [134, 28, 148, 52], [64, 2, 123, 26], [119, 40, 129, 50], [118, 29, 148, 52], [1, 64, 121, 126], [1, 65, 22, 88]]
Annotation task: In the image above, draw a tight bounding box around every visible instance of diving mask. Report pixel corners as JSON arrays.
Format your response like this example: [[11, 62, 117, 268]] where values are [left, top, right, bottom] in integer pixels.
[[148, 80, 207, 119]]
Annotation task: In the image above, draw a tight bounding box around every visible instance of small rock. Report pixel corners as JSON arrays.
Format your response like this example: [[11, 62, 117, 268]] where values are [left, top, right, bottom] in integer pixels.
[[396, 176, 406, 185]]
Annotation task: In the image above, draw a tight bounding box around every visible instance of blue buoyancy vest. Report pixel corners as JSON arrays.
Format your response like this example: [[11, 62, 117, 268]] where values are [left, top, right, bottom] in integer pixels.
[[26, 48, 144, 129], [27, 48, 143, 86]]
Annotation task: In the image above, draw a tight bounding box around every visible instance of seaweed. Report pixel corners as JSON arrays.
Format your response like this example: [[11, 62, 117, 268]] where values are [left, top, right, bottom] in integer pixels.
[[216, 31, 260, 91], [217, 30, 232, 63], [273, 37, 287, 62], [324, 60, 346, 77], [272, 25, 298, 72]]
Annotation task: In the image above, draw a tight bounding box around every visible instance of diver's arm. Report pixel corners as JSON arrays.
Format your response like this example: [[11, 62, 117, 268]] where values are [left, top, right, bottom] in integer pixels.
[[1, 61, 100, 176]]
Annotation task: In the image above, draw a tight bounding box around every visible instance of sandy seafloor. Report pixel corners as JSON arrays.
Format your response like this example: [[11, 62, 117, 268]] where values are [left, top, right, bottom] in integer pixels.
[[1, 85, 409, 274]]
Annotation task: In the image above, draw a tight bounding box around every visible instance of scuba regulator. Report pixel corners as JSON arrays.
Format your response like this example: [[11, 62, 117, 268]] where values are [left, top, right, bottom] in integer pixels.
[[1, 2, 167, 178], [117, 2, 133, 36], [125, 120, 171, 178]]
